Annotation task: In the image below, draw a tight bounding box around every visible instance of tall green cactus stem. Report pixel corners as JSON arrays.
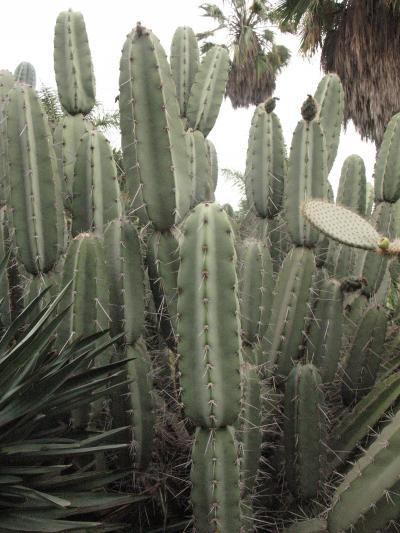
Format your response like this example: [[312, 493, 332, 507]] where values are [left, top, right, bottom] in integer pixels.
[[239, 239, 273, 345], [71, 130, 122, 236], [54, 10, 96, 115], [264, 247, 315, 378], [58, 233, 110, 428], [284, 363, 326, 500], [315, 181, 334, 268], [0, 207, 20, 328], [119, 24, 191, 231], [53, 114, 93, 206], [14, 62, 36, 88], [111, 340, 154, 470], [341, 306, 387, 405], [245, 101, 286, 219], [147, 229, 180, 348], [342, 291, 369, 348], [336, 155, 367, 214], [58, 233, 109, 352], [24, 269, 61, 310], [303, 200, 382, 250], [0, 71, 15, 206], [306, 278, 343, 383], [327, 408, 400, 533], [265, 214, 292, 273], [186, 46, 229, 137], [329, 372, 400, 469], [237, 360, 262, 497], [314, 73, 344, 174], [5, 84, 64, 274], [206, 139, 218, 192], [285, 100, 327, 246], [104, 218, 144, 345], [177, 203, 241, 428], [170, 26, 199, 117], [374, 112, 400, 203], [191, 427, 241, 533], [186, 130, 214, 206]]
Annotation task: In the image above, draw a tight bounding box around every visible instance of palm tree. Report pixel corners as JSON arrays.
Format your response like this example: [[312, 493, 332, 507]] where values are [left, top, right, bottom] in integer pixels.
[[198, 1, 291, 107], [273, 0, 400, 145]]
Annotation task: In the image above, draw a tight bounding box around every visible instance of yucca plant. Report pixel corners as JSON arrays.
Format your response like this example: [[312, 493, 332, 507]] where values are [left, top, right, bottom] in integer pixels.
[[0, 279, 144, 532]]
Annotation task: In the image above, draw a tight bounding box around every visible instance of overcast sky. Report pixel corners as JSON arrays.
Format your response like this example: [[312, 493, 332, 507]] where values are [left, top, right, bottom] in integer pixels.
[[0, 0, 376, 208]]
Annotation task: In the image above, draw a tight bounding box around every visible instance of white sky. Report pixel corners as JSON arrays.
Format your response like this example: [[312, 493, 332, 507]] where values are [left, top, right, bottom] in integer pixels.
[[0, 0, 376, 208]]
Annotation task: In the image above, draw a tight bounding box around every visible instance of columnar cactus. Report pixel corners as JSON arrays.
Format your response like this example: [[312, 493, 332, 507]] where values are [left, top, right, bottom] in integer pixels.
[[54, 9, 96, 115], [71, 130, 122, 236], [186, 129, 214, 206], [170, 26, 199, 117], [186, 45, 229, 137], [53, 114, 93, 205], [14, 62, 36, 88], [119, 23, 191, 231], [177, 203, 241, 428], [4, 84, 64, 274], [245, 98, 286, 219], [314, 73, 344, 174], [284, 363, 326, 500]]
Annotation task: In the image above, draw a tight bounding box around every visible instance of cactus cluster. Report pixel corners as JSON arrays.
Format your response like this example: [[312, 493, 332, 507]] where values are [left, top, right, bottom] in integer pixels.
[[1, 8, 400, 533]]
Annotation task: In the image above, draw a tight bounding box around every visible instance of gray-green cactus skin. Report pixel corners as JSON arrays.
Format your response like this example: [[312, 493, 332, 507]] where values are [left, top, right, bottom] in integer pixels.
[[374, 112, 400, 203], [314, 73, 344, 174], [58, 233, 109, 352], [5, 84, 64, 274], [14, 62, 36, 88], [306, 278, 343, 383], [119, 24, 191, 231], [24, 268, 61, 311], [147, 229, 180, 348], [71, 130, 122, 236], [54, 10, 96, 115], [265, 213, 292, 273], [186, 45, 229, 137], [177, 203, 241, 428], [245, 101, 286, 219], [170, 26, 199, 117], [206, 139, 218, 192], [329, 371, 400, 470], [285, 102, 327, 247], [191, 427, 241, 533], [284, 364, 326, 500], [327, 408, 400, 533], [58, 233, 109, 428], [0, 71, 15, 206], [186, 129, 214, 206], [315, 180, 333, 268], [337, 155, 367, 214], [104, 218, 144, 345], [239, 239, 273, 346], [237, 358, 262, 497], [111, 339, 154, 471], [263, 247, 315, 378], [53, 114, 93, 206], [341, 306, 387, 405], [342, 291, 370, 348]]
